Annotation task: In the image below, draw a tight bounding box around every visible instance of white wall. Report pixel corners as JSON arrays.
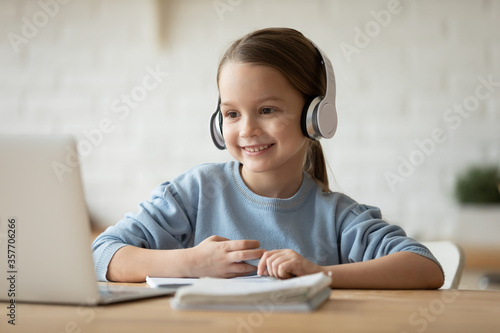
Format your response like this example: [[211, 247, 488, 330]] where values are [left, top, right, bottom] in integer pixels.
[[1, 0, 499, 241]]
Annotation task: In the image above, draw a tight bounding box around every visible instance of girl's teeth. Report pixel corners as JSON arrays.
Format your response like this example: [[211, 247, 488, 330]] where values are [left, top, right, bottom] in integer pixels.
[[245, 145, 269, 152]]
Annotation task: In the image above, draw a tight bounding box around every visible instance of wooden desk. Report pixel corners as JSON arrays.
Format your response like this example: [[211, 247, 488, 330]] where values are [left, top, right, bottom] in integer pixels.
[[1, 288, 499, 333]]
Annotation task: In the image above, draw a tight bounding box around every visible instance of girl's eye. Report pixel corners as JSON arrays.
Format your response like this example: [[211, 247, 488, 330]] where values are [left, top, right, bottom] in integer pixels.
[[261, 107, 275, 114], [226, 111, 239, 118]]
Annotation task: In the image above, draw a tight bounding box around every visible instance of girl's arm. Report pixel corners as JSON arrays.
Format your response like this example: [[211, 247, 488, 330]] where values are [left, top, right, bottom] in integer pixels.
[[106, 235, 265, 282], [258, 250, 444, 289], [106, 245, 189, 282], [324, 251, 444, 289]]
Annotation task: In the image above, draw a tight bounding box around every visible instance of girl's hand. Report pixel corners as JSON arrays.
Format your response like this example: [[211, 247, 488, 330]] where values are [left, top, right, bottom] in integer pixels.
[[257, 249, 323, 279], [188, 235, 265, 278]]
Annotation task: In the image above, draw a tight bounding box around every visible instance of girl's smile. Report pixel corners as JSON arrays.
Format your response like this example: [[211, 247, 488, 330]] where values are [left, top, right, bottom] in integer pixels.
[[242, 143, 274, 154]]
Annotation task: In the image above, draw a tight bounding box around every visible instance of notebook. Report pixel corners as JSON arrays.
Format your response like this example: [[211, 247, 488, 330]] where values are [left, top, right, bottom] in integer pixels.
[[0, 135, 175, 305], [168, 273, 332, 312], [146, 274, 274, 289]]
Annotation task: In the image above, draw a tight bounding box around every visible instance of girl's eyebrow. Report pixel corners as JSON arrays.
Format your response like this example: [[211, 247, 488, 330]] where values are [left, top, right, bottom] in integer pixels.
[[256, 96, 285, 104], [220, 96, 285, 107]]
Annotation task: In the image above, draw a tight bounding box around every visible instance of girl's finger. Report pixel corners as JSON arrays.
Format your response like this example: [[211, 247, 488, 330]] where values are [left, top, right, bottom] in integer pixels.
[[266, 252, 287, 278], [225, 239, 261, 251]]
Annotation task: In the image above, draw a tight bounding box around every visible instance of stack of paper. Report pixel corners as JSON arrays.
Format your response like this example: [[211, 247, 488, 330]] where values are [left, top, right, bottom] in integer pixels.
[[169, 272, 332, 312]]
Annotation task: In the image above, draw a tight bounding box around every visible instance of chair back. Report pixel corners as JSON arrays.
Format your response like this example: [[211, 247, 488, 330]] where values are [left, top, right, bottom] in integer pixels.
[[422, 241, 465, 289]]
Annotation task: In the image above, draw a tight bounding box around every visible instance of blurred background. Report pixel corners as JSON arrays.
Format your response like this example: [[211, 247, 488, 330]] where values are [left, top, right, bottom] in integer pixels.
[[1, 0, 499, 288]]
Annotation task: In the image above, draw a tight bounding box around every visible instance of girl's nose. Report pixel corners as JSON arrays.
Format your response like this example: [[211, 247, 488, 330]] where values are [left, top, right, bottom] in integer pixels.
[[240, 116, 261, 138]]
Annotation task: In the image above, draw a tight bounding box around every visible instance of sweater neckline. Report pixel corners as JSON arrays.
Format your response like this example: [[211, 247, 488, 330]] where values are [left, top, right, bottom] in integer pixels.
[[229, 161, 314, 211]]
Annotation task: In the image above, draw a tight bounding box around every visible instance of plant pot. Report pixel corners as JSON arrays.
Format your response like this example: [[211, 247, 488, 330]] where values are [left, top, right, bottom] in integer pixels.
[[452, 205, 500, 247]]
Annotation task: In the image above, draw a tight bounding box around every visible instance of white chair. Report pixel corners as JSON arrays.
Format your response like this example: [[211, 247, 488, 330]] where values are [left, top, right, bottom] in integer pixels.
[[422, 241, 466, 289]]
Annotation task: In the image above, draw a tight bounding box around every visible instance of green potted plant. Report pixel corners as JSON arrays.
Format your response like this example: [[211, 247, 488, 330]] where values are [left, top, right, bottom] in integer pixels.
[[454, 166, 500, 204], [452, 165, 500, 247]]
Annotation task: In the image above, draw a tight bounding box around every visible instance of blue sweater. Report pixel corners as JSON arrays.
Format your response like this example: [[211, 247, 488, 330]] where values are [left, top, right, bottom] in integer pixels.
[[92, 161, 439, 281]]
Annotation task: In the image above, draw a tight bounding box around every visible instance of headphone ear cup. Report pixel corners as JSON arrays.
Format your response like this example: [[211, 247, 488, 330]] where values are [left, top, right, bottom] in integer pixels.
[[210, 108, 226, 150], [301, 96, 323, 140], [300, 99, 312, 138]]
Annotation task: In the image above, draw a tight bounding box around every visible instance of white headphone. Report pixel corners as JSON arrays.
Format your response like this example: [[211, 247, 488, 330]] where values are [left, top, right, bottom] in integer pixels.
[[210, 41, 337, 150]]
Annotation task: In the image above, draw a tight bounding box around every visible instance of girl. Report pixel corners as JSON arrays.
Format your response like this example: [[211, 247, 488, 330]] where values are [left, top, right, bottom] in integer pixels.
[[92, 28, 444, 289]]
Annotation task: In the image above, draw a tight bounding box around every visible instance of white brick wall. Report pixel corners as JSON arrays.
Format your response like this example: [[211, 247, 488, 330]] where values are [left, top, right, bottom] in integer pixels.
[[1, 0, 499, 243]]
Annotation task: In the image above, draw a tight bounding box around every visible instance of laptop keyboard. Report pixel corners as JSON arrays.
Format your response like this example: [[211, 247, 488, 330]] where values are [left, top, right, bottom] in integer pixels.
[[98, 285, 142, 298], [97, 284, 175, 303]]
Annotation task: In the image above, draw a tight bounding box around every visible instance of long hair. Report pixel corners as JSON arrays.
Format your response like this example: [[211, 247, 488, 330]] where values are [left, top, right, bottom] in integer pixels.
[[217, 27, 330, 192]]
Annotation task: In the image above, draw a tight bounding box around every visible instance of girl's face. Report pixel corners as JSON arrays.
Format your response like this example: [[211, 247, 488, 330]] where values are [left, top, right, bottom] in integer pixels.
[[218, 62, 308, 178]]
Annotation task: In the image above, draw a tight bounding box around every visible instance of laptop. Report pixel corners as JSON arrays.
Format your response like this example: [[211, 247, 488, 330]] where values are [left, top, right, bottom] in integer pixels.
[[0, 135, 175, 305]]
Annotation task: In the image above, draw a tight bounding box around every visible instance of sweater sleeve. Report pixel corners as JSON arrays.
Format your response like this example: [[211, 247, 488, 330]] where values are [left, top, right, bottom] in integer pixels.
[[335, 198, 441, 268], [91, 182, 195, 281]]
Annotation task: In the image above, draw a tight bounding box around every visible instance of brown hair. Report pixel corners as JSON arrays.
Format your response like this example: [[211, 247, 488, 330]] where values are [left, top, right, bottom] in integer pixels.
[[217, 27, 330, 192]]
